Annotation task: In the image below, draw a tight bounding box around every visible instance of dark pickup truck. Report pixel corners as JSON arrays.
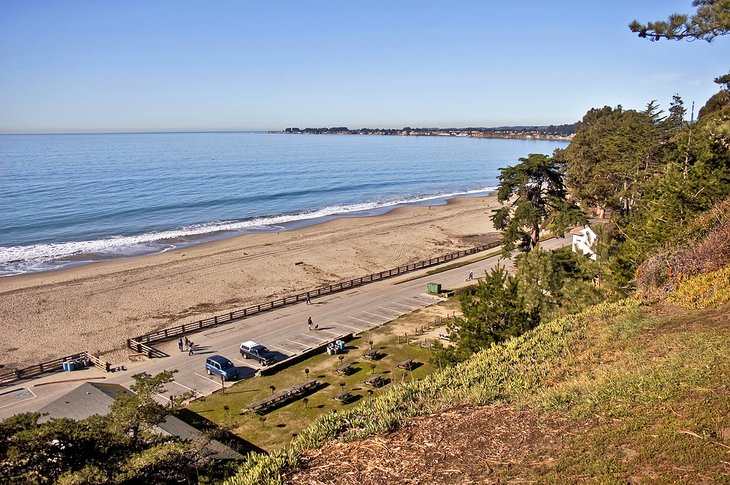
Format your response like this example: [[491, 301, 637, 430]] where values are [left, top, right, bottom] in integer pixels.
[[239, 340, 276, 366]]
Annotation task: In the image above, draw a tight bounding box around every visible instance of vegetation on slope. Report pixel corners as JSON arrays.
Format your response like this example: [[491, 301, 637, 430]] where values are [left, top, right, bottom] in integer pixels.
[[223, 299, 641, 484], [228, 262, 730, 484]]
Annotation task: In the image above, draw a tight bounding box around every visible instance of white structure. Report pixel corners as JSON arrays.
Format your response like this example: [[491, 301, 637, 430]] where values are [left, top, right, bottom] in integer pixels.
[[571, 225, 597, 260]]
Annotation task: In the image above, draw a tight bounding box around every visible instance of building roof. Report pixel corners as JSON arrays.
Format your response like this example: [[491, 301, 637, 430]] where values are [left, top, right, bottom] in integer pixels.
[[38, 382, 130, 422], [37, 381, 242, 460]]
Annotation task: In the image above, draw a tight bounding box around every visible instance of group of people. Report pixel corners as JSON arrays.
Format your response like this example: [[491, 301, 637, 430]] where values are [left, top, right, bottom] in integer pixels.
[[178, 336, 194, 355]]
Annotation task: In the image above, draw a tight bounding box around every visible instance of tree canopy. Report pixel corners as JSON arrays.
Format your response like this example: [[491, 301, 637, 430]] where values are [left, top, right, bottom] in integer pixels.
[[564, 106, 665, 218], [491, 153, 584, 253], [629, 0, 730, 41], [0, 371, 225, 484]]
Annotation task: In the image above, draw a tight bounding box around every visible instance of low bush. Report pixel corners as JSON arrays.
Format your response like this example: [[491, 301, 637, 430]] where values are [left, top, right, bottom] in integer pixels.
[[636, 196, 730, 299], [667, 264, 730, 309]]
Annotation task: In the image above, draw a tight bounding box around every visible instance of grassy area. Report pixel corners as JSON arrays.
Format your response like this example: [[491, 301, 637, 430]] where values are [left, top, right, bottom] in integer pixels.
[[222, 274, 730, 484], [528, 303, 730, 483], [185, 298, 460, 452]]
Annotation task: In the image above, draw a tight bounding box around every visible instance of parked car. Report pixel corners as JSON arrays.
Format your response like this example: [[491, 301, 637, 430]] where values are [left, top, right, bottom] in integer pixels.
[[240, 340, 276, 366], [205, 355, 239, 380]]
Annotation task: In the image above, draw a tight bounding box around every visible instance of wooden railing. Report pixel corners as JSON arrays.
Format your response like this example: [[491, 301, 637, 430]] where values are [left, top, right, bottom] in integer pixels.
[[126, 339, 167, 359], [127, 242, 500, 350], [0, 351, 112, 387]]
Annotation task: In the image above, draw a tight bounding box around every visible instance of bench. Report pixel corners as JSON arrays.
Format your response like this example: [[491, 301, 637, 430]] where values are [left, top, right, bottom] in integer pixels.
[[247, 379, 318, 414], [335, 363, 353, 376], [364, 374, 385, 388], [397, 359, 415, 370], [333, 390, 352, 403]]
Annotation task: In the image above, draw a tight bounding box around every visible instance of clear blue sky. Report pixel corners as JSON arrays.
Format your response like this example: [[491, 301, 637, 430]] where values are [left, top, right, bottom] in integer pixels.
[[0, 1, 727, 133]]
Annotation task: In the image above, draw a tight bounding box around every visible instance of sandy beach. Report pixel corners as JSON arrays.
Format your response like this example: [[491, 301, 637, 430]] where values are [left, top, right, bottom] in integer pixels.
[[0, 196, 500, 366]]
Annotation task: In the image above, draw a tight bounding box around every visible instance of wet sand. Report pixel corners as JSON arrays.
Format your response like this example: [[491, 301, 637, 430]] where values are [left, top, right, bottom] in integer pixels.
[[0, 196, 500, 366]]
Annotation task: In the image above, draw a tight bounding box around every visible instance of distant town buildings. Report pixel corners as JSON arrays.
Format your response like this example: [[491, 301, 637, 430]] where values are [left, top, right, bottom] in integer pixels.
[[280, 125, 575, 141]]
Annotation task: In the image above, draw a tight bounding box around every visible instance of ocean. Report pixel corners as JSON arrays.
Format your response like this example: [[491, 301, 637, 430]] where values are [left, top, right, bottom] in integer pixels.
[[0, 132, 568, 276]]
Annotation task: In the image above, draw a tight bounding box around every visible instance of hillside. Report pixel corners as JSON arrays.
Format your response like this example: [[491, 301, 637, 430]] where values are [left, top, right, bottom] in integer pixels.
[[224, 262, 730, 483]]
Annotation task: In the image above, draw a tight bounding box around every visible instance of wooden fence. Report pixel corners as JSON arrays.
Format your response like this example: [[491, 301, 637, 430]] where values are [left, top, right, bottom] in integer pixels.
[[0, 351, 112, 387], [127, 242, 500, 351]]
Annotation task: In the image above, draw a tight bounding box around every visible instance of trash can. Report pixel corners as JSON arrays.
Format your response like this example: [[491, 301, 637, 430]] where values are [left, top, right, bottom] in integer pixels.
[[62, 361, 75, 371], [427, 283, 441, 294]]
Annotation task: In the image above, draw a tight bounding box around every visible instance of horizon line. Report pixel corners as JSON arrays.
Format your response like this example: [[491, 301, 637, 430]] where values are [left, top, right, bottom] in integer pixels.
[[0, 123, 577, 136]]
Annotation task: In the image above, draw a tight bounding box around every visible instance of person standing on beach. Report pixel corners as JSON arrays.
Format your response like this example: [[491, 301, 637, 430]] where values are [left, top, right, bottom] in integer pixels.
[[178, 338, 184, 352]]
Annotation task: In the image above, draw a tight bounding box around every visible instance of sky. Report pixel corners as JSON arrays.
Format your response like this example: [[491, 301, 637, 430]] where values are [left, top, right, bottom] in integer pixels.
[[0, 1, 727, 133]]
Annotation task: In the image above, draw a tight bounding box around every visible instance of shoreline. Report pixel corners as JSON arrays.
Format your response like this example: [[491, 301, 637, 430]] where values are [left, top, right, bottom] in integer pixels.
[[0, 195, 501, 366], [0, 190, 496, 279]]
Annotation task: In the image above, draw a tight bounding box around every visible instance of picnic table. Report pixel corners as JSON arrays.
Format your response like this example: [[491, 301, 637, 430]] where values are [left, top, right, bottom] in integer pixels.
[[397, 359, 415, 370], [247, 379, 318, 414], [364, 374, 385, 388], [335, 363, 353, 376], [363, 349, 380, 360], [333, 390, 352, 403]]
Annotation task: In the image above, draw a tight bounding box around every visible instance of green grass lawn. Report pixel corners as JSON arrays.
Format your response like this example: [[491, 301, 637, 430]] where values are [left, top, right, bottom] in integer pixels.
[[184, 301, 455, 451]]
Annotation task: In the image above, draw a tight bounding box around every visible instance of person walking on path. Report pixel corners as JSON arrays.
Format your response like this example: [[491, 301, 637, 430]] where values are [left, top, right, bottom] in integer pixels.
[[188, 341, 194, 355], [306, 294, 311, 305], [178, 338, 184, 352], [465, 270, 474, 281], [184, 336, 191, 351], [308, 317, 313, 331]]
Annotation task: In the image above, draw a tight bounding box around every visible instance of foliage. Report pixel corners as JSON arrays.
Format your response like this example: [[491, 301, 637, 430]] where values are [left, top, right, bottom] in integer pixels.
[[611, 103, 730, 287], [0, 371, 221, 484], [434, 265, 540, 365], [564, 106, 662, 217], [491, 153, 584, 253], [636, 196, 730, 299], [110, 370, 192, 443], [563, 88, 730, 293], [223, 299, 641, 485], [514, 247, 604, 321], [667, 264, 730, 308], [629, 0, 730, 42]]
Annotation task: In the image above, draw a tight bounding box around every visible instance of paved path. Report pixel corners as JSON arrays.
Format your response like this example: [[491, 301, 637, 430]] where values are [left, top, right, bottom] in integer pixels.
[[0, 237, 569, 419]]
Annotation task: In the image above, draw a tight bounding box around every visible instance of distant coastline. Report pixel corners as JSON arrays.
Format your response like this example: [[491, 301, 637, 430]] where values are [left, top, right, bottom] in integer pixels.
[[273, 124, 575, 141]]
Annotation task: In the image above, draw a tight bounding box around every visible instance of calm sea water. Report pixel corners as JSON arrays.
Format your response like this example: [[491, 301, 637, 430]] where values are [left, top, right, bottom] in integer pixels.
[[0, 132, 567, 276]]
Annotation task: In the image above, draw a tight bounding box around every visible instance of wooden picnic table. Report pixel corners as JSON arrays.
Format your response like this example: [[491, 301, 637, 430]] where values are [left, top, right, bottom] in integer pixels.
[[333, 390, 352, 403], [247, 379, 318, 414], [364, 374, 385, 387], [397, 359, 415, 370], [363, 349, 380, 360], [335, 363, 353, 375]]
